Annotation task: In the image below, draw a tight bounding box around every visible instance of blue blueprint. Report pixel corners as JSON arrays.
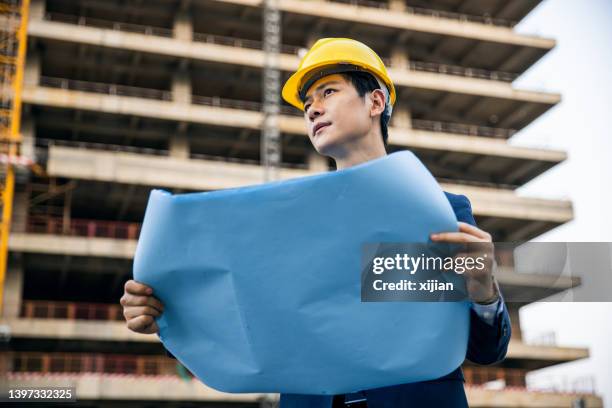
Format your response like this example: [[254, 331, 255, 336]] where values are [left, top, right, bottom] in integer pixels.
[[133, 151, 470, 394]]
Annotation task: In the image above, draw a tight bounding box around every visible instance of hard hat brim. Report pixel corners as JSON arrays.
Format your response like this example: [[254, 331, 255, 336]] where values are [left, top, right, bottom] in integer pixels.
[[282, 62, 396, 112]]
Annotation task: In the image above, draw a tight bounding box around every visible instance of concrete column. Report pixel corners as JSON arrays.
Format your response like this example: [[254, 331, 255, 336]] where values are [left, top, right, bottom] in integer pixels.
[[391, 107, 411, 129], [24, 51, 40, 87], [10, 119, 33, 233], [62, 187, 72, 234], [508, 305, 522, 341], [20, 116, 35, 163], [300, 34, 321, 60], [389, 0, 406, 12], [390, 46, 409, 70], [172, 70, 192, 105], [0, 355, 9, 378], [10, 192, 29, 233], [305, 32, 324, 48], [307, 152, 328, 172], [29, 0, 46, 21], [173, 10, 193, 42], [169, 132, 190, 159], [2, 255, 24, 318]]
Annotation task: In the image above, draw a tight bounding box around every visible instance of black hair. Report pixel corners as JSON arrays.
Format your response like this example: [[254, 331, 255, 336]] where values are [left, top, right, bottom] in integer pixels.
[[339, 71, 391, 146]]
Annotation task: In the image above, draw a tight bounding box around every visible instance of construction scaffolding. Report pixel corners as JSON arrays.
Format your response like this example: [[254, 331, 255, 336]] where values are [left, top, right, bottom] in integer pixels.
[[0, 0, 30, 314], [261, 0, 282, 182]]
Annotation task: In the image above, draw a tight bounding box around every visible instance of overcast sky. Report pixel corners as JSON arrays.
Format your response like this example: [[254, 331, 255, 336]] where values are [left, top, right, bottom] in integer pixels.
[[510, 0, 612, 404]]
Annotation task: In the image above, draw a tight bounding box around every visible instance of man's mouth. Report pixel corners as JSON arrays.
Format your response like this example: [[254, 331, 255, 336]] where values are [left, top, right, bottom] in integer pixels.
[[313, 122, 331, 136]]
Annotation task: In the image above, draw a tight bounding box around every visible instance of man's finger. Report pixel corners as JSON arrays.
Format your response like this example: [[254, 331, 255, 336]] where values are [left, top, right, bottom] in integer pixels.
[[123, 305, 161, 320], [457, 222, 492, 241], [127, 315, 156, 333], [141, 321, 159, 335], [121, 293, 164, 313], [430, 231, 480, 243], [125, 280, 153, 296]]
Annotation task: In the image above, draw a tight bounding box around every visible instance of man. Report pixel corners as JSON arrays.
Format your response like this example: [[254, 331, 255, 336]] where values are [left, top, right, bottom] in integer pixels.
[[121, 38, 511, 407]]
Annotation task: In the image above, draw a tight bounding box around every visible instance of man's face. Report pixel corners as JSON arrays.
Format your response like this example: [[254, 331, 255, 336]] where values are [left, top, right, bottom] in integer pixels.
[[302, 74, 374, 156]]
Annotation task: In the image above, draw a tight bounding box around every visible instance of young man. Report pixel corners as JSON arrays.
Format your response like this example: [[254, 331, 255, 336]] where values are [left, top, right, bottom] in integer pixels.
[[121, 38, 511, 407]]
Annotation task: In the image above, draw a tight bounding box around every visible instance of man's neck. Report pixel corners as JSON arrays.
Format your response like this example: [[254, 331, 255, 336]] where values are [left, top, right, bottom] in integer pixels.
[[333, 134, 387, 170]]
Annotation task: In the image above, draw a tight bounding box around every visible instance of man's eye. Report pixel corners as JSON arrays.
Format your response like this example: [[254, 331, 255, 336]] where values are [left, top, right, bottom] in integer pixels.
[[324, 88, 336, 96], [304, 104, 311, 111]]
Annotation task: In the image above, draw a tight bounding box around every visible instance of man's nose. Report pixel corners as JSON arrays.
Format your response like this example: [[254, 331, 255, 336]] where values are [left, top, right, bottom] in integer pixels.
[[308, 100, 325, 121]]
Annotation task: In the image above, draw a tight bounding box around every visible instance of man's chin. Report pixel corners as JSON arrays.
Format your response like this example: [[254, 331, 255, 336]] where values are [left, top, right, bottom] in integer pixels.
[[314, 142, 334, 157], [313, 134, 338, 156]]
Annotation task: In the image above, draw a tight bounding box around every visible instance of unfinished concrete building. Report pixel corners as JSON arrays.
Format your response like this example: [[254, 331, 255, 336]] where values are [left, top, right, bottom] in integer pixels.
[[1, 0, 603, 406]]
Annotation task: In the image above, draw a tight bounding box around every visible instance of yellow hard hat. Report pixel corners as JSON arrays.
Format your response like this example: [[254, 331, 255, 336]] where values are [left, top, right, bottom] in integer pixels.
[[282, 38, 396, 111]]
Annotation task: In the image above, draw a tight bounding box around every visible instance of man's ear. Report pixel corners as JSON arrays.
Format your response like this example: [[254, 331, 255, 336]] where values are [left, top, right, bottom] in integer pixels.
[[368, 89, 387, 117]]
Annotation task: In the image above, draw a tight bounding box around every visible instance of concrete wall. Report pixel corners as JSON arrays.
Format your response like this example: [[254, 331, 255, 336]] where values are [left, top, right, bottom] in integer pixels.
[[26, 19, 560, 105], [1, 256, 24, 319], [20, 86, 565, 163], [44, 145, 573, 224], [1, 372, 603, 406], [8, 233, 137, 258], [212, 0, 555, 49]]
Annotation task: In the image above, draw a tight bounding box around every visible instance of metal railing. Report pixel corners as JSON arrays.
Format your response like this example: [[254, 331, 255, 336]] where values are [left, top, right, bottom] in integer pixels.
[[26, 215, 141, 239], [43, 12, 517, 83], [192, 94, 302, 117], [10, 352, 186, 377], [193, 31, 301, 55], [327, 0, 517, 27], [407, 60, 518, 82], [411, 119, 517, 139], [46, 12, 302, 55], [46, 12, 174, 37], [38, 76, 303, 116], [435, 176, 517, 191], [9, 352, 596, 394], [21, 300, 123, 321], [463, 367, 527, 387], [35, 137, 309, 170], [6, 357, 527, 388], [39, 76, 172, 101], [191, 94, 262, 112], [47, 2, 518, 29], [38, 76, 517, 141], [527, 374, 597, 395], [523, 330, 557, 346], [36, 137, 168, 157]]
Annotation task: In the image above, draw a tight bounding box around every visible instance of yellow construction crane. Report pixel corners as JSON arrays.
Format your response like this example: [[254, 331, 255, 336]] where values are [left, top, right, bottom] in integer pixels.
[[0, 0, 30, 314]]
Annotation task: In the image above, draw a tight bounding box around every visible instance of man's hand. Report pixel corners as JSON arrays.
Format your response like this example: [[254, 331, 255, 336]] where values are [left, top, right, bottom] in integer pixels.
[[430, 222, 497, 303], [120, 280, 164, 334]]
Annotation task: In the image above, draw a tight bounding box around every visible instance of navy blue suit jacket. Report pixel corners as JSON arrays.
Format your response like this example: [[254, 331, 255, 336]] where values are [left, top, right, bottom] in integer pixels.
[[280, 192, 512, 408]]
